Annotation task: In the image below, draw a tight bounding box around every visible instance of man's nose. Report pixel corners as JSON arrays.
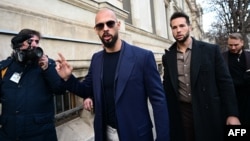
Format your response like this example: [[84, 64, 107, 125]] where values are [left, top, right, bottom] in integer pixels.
[[230, 45, 236, 49], [176, 26, 182, 31], [31, 41, 39, 47], [31, 44, 37, 48]]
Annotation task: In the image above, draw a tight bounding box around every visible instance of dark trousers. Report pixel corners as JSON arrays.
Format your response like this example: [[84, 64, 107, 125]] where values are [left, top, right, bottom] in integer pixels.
[[180, 102, 195, 141]]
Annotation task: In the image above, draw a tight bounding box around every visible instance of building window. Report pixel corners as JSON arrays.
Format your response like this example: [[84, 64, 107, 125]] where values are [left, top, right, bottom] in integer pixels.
[[158, 63, 163, 75], [122, 0, 132, 24]]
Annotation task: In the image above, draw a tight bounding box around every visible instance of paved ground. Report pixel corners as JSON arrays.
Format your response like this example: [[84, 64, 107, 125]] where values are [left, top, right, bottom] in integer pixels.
[[56, 101, 155, 141], [56, 110, 95, 141], [1, 101, 155, 141]]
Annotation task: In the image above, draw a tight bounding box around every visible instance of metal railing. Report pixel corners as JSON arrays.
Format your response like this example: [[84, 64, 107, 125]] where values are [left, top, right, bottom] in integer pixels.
[[54, 91, 83, 126]]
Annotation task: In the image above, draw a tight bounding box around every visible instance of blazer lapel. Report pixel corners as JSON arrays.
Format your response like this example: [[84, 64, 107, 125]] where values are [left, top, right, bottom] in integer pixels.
[[190, 40, 202, 90], [165, 48, 179, 94], [115, 42, 135, 103], [92, 52, 104, 103], [245, 51, 250, 69]]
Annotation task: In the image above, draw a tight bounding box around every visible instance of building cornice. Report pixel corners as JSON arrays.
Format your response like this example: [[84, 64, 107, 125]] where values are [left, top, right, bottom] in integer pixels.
[[60, 0, 129, 20], [125, 23, 173, 44]]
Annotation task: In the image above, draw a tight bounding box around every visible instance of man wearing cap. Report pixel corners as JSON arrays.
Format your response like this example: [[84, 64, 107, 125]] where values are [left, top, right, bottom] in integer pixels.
[[0, 29, 65, 141]]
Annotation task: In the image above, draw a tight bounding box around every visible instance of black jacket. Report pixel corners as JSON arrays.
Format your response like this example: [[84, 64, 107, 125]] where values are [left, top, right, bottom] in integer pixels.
[[0, 57, 65, 141], [162, 38, 239, 141]]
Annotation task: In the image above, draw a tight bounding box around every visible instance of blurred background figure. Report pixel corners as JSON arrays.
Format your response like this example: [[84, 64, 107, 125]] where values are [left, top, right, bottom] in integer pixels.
[[223, 33, 250, 126]]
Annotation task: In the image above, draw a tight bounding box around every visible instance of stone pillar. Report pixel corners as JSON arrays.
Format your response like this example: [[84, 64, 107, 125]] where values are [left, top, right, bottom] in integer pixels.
[[153, 0, 168, 38], [167, 1, 175, 41], [130, 0, 152, 32]]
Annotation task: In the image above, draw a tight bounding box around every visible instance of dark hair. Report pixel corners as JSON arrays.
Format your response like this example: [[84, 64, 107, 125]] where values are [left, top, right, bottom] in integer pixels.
[[18, 28, 41, 39], [170, 12, 190, 26]]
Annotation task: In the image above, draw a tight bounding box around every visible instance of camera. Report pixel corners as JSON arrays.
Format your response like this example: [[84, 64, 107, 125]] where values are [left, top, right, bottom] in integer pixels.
[[11, 34, 44, 64], [24, 47, 43, 61], [15, 47, 43, 64]]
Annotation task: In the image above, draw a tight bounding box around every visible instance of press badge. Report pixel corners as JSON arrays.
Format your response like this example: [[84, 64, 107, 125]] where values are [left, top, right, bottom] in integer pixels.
[[10, 72, 22, 83]]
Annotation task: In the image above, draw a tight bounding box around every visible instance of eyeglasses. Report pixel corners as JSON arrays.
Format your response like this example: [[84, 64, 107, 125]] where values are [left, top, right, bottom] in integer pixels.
[[95, 20, 116, 31]]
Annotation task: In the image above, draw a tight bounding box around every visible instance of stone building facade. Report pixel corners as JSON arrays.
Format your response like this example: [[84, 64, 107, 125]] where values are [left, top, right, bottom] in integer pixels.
[[0, 0, 203, 140]]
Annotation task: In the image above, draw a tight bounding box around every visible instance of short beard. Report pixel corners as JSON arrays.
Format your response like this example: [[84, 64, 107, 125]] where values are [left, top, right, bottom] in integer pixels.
[[100, 32, 118, 48], [176, 32, 189, 43]]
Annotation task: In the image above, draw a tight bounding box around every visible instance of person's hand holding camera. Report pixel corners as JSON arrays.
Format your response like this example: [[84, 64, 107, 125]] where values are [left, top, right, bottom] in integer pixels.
[[39, 55, 49, 70]]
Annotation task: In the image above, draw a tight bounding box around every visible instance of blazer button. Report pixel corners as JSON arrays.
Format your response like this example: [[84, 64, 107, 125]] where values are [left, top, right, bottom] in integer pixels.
[[202, 87, 206, 91], [15, 111, 19, 114]]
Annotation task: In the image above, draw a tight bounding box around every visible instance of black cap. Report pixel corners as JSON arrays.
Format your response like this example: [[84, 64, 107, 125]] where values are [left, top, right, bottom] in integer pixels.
[[11, 34, 32, 49]]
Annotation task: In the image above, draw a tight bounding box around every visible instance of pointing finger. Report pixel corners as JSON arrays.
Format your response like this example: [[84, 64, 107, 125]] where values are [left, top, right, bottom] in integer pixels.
[[58, 53, 66, 61]]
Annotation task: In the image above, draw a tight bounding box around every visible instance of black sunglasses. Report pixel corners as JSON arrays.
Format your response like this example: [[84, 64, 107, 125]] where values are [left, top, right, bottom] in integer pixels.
[[95, 20, 116, 30]]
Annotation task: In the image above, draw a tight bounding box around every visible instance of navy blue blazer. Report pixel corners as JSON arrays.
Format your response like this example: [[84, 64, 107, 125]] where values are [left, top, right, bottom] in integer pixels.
[[65, 41, 170, 141]]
